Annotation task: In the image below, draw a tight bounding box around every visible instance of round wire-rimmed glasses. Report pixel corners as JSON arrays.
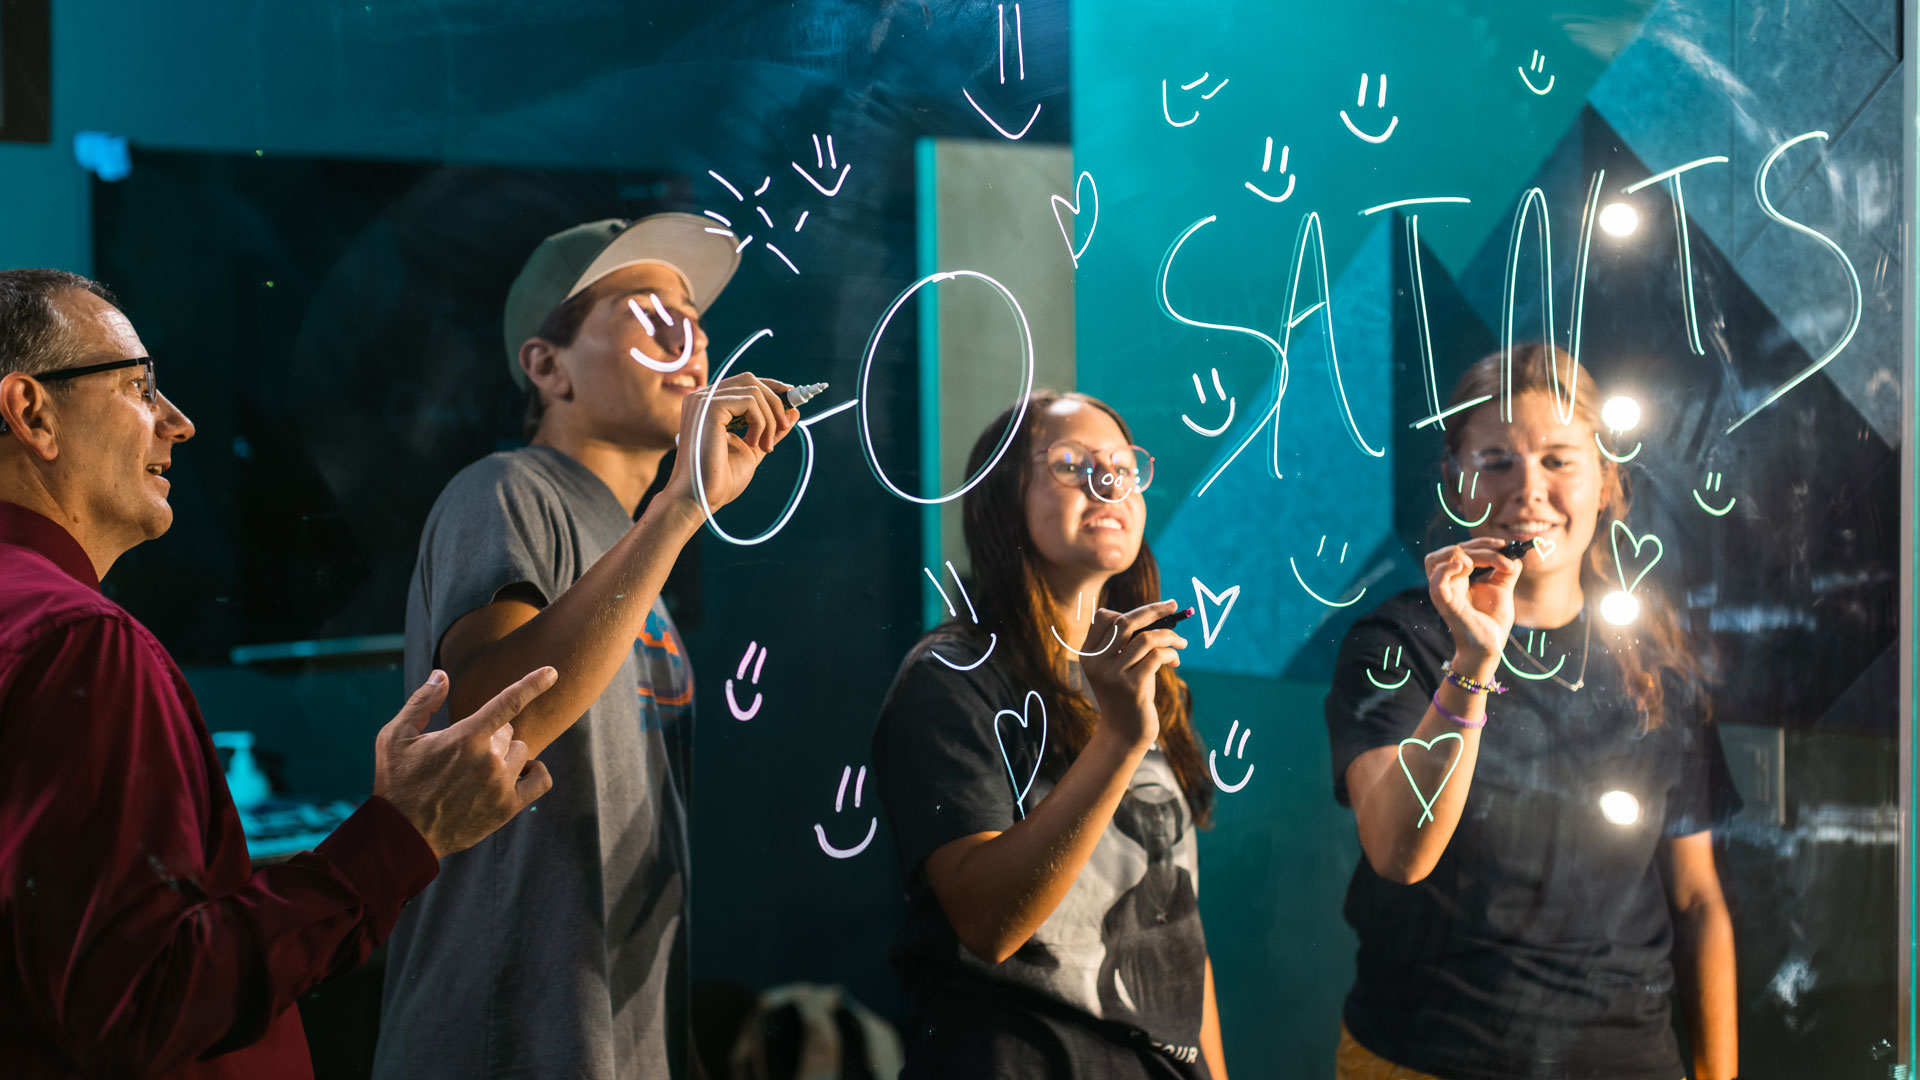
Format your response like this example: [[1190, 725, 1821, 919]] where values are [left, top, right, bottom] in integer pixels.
[[1033, 439, 1154, 500]]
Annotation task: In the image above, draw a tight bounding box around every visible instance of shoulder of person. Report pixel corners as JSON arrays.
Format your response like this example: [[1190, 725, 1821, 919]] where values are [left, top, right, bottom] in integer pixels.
[[1, 602, 178, 693], [435, 446, 568, 507], [878, 625, 1008, 715]]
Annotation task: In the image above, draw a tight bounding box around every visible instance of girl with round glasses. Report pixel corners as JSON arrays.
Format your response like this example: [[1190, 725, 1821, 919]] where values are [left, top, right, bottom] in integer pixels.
[[872, 391, 1226, 1078], [1323, 345, 1739, 1080]]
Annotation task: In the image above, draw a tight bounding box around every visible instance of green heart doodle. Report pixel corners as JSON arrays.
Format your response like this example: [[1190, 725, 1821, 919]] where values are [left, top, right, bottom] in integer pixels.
[[1609, 520, 1663, 595], [1397, 731, 1464, 827]]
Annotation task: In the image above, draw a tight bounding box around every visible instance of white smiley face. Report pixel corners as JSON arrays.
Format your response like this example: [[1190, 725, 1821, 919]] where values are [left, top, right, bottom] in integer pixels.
[[1502, 626, 1570, 682], [1208, 719, 1255, 793], [962, 3, 1042, 139], [627, 295, 695, 373], [725, 640, 767, 721], [1692, 470, 1736, 516], [1517, 50, 1554, 95], [1339, 72, 1398, 143], [812, 765, 878, 859], [1290, 534, 1369, 608], [1181, 367, 1236, 437], [1161, 70, 1229, 127], [925, 562, 999, 671], [1436, 469, 1492, 527], [1244, 136, 1295, 203], [1365, 644, 1410, 690]]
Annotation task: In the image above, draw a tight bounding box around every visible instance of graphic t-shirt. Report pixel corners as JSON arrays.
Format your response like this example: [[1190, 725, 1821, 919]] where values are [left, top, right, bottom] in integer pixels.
[[375, 446, 695, 1080], [1324, 588, 1740, 1080], [872, 627, 1211, 1079]]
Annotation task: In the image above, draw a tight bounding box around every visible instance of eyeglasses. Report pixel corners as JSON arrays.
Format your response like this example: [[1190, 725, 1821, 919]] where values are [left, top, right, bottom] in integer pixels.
[[0, 357, 157, 435], [1033, 439, 1155, 498]]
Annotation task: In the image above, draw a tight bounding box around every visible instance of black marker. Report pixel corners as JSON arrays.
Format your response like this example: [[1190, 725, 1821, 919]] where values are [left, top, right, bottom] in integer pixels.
[[1469, 537, 1536, 583], [1132, 606, 1195, 640]]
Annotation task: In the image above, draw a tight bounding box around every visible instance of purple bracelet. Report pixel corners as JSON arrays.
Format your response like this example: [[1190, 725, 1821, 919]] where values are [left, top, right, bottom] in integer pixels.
[[1431, 692, 1486, 729]]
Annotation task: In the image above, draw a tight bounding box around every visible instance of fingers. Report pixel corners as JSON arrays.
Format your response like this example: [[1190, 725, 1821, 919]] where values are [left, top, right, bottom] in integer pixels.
[[1107, 599, 1182, 641], [513, 760, 554, 806], [719, 372, 796, 452], [1119, 630, 1187, 673], [501, 734, 531, 776], [446, 666, 560, 743], [384, 670, 449, 738]]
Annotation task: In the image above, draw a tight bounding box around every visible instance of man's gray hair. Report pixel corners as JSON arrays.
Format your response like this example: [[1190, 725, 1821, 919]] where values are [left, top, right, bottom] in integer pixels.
[[0, 268, 115, 381]]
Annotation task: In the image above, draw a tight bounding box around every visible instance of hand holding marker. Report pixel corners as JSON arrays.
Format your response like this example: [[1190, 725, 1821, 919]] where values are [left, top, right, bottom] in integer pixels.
[[727, 381, 829, 437], [1131, 605, 1195, 640], [1468, 537, 1536, 583]]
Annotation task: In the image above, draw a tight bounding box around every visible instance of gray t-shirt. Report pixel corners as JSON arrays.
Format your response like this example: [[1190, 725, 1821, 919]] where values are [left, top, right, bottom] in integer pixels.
[[374, 445, 695, 1080]]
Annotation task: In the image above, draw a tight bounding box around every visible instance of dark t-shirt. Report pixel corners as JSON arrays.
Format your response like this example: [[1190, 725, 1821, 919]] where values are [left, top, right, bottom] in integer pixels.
[[1324, 588, 1739, 1080], [872, 628, 1211, 1079]]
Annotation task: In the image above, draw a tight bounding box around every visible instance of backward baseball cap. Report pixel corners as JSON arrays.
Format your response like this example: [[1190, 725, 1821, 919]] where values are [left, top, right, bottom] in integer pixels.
[[502, 212, 742, 389]]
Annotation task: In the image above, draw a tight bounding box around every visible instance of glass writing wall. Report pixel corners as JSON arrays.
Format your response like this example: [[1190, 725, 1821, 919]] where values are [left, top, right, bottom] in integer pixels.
[[20, 0, 1913, 1076]]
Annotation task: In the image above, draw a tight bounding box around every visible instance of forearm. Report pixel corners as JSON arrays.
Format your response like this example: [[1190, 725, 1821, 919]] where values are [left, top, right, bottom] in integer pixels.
[[446, 492, 703, 755], [1349, 666, 1489, 882], [1677, 900, 1739, 1080], [941, 728, 1151, 961], [1201, 957, 1227, 1079]]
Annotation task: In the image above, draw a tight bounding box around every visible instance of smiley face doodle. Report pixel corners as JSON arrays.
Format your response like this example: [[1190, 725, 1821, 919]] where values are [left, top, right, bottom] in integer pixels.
[[962, 3, 1042, 140], [1208, 719, 1255, 793], [1595, 430, 1642, 463], [1501, 626, 1569, 682], [1181, 368, 1236, 437], [725, 640, 767, 721], [1436, 469, 1491, 527], [1244, 136, 1295, 203], [1366, 644, 1410, 690], [1692, 471, 1736, 517], [1290, 535, 1369, 608], [1161, 70, 1229, 127], [925, 561, 998, 671], [1517, 50, 1554, 95], [626, 294, 697, 374], [1340, 72, 1398, 143], [812, 764, 878, 859]]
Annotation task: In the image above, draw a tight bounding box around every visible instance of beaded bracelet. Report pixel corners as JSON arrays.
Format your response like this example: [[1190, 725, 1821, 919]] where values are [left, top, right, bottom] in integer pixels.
[[1440, 659, 1507, 695], [1431, 692, 1487, 729]]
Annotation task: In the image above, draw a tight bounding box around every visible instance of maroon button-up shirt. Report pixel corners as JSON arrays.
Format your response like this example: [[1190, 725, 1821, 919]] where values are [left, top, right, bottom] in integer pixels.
[[0, 501, 439, 1078]]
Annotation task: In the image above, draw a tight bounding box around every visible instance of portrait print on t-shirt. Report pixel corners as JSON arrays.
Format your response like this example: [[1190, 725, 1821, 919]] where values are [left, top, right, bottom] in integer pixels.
[[965, 752, 1208, 1063]]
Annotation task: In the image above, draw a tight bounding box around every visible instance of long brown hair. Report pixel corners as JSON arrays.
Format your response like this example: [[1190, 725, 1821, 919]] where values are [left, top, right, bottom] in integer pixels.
[[1435, 344, 1709, 727], [954, 390, 1212, 824]]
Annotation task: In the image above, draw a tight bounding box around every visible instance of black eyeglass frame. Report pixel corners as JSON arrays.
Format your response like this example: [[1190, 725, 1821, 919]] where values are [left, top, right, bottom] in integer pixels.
[[0, 356, 156, 435]]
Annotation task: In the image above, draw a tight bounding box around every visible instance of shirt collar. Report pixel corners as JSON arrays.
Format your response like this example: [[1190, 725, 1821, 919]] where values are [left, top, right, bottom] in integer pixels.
[[0, 501, 101, 591]]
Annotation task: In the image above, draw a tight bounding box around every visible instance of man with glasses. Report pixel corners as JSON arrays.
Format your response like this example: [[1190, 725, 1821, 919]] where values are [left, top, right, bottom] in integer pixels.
[[0, 268, 562, 1078], [374, 216, 798, 1080]]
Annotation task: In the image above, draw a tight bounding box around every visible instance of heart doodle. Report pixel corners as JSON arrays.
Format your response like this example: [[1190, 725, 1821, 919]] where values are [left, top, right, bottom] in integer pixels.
[[1397, 731, 1464, 827], [1609, 520, 1663, 595], [1532, 536, 1557, 561], [993, 690, 1048, 819], [1049, 170, 1099, 267]]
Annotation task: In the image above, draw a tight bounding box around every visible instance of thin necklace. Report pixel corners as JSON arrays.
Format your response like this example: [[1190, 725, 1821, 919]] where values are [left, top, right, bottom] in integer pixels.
[[1507, 606, 1593, 692]]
